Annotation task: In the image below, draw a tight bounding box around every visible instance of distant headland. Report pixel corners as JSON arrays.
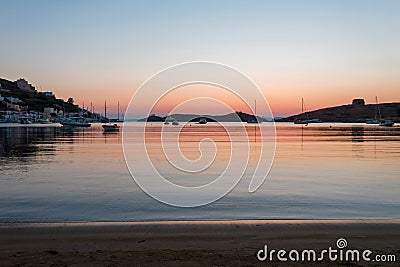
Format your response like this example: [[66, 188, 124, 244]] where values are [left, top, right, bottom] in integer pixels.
[[140, 99, 400, 123], [277, 99, 400, 123], [137, 112, 268, 123]]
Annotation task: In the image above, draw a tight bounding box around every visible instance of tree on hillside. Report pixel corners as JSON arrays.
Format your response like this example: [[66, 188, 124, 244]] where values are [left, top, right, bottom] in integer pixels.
[[67, 97, 74, 105]]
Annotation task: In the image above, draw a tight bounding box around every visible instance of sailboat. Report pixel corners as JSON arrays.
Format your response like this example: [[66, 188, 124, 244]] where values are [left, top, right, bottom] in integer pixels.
[[109, 101, 124, 123], [294, 98, 310, 124], [366, 96, 381, 124], [379, 120, 394, 127], [247, 100, 260, 123], [365, 97, 395, 127], [102, 101, 120, 132], [294, 98, 321, 124]]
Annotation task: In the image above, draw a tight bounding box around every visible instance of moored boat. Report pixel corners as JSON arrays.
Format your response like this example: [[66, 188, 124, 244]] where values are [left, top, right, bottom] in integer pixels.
[[19, 117, 32, 124], [293, 98, 321, 125], [379, 120, 394, 127], [247, 100, 261, 124], [198, 117, 207, 124], [366, 119, 380, 124], [366, 96, 381, 125], [40, 118, 52, 124], [60, 117, 91, 127], [102, 124, 120, 132]]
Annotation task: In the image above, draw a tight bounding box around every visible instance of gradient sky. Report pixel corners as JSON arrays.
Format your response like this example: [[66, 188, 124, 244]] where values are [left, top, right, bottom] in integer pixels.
[[1, 0, 399, 117]]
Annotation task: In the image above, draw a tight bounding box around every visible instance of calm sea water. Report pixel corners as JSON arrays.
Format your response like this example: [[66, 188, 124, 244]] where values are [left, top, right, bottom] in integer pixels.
[[0, 122, 399, 222]]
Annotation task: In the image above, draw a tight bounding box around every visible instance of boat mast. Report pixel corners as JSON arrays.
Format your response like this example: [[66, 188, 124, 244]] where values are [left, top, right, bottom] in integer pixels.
[[118, 101, 120, 121], [254, 99, 257, 142], [302, 98, 309, 120], [104, 100, 107, 121], [376, 96, 381, 119], [255, 100, 257, 119]]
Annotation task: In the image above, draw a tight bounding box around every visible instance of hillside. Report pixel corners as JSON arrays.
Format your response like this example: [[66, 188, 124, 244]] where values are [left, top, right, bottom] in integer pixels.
[[278, 102, 400, 123], [0, 77, 79, 113], [138, 112, 269, 123]]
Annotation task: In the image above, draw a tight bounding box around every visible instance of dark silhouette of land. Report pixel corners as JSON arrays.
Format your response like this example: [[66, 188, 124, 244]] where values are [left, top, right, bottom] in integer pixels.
[[140, 102, 400, 123], [277, 102, 400, 123], [138, 112, 268, 123], [0, 77, 79, 113]]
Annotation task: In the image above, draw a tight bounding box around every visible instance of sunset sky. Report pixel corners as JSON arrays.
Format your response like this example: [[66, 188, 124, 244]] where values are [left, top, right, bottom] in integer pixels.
[[1, 0, 399, 117]]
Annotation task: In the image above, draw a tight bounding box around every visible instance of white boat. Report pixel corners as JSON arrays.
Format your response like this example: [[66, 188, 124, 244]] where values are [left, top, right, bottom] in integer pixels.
[[102, 123, 120, 132], [379, 120, 394, 127], [164, 116, 178, 125], [19, 117, 32, 124], [60, 117, 91, 127], [366, 119, 380, 124], [40, 118, 52, 124]]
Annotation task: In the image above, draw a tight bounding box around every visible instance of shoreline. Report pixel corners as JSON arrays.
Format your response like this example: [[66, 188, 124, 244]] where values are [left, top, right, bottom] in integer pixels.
[[1, 218, 400, 226], [1, 219, 399, 266]]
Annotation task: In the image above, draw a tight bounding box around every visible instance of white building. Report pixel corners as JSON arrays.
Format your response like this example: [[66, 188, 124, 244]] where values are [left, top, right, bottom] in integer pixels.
[[5, 102, 21, 111], [43, 91, 54, 97], [44, 107, 55, 114], [16, 78, 35, 91], [0, 94, 4, 102], [5, 96, 22, 104]]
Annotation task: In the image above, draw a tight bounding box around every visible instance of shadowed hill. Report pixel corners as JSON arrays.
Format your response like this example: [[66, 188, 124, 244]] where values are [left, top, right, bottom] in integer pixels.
[[277, 102, 400, 123], [138, 112, 269, 123], [0, 77, 79, 112]]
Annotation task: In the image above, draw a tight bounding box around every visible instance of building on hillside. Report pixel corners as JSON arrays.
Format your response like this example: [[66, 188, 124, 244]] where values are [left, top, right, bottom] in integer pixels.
[[43, 107, 55, 119], [16, 78, 35, 91], [352, 99, 365, 106], [0, 94, 4, 102], [42, 91, 54, 97], [0, 111, 20, 122], [5, 102, 22, 111], [5, 96, 23, 104], [43, 107, 55, 114]]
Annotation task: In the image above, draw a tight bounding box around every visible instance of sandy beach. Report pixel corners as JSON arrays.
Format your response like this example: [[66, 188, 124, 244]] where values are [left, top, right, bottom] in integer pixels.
[[0, 219, 399, 266]]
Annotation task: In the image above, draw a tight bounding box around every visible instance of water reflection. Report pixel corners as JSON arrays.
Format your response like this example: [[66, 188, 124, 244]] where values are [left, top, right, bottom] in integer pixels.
[[351, 126, 364, 142], [0, 123, 399, 222], [0, 125, 122, 165], [0, 127, 58, 158]]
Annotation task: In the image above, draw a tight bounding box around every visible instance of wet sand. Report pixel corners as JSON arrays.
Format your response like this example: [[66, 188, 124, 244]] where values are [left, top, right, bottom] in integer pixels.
[[0, 220, 399, 266]]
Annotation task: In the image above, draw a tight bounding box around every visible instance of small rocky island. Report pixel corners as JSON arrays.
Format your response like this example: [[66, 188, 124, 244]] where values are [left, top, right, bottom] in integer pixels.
[[138, 112, 268, 123]]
